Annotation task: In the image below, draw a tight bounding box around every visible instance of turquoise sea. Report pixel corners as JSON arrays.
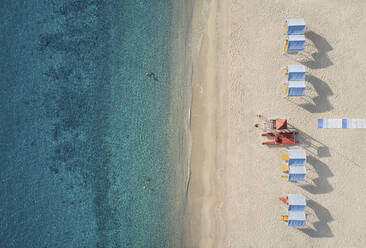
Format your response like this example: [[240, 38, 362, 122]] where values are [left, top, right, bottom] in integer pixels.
[[0, 0, 191, 247]]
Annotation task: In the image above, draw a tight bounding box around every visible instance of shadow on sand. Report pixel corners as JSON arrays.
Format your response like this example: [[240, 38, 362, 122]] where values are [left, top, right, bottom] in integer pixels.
[[297, 74, 333, 113], [299, 199, 334, 238], [301, 31, 333, 69], [300, 155, 333, 194]]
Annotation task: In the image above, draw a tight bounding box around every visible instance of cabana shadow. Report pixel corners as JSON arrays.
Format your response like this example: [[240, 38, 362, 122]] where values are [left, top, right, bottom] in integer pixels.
[[297, 74, 333, 113], [299, 200, 334, 238], [287, 124, 330, 158], [301, 31, 333, 69], [300, 155, 333, 194]]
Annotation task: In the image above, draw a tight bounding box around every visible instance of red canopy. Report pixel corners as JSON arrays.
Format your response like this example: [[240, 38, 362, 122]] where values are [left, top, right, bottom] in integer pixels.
[[276, 119, 288, 130]]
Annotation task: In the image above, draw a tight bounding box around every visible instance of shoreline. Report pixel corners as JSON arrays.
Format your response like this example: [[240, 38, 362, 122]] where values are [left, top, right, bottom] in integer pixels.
[[184, 0, 229, 246]]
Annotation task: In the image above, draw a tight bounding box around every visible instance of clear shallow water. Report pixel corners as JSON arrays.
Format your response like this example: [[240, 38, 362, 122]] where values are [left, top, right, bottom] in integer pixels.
[[0, 0, 187, 247]]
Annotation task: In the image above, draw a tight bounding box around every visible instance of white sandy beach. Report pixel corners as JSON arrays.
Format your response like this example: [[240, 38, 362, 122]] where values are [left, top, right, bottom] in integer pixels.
[[185, 0, 366, 247]]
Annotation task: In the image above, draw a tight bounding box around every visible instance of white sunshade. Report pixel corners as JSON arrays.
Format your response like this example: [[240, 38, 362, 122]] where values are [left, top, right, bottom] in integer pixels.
[[288, 35, 305, 41], [287, 18, 305, 26], [288, 65, 305, 73], [288, 81, 305, 88], [288, 149, 306, 160], [287, 194, 306, 207]]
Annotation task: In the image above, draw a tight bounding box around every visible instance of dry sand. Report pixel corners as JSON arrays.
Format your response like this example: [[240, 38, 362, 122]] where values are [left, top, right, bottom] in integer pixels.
[[185, 0, 366, 247]]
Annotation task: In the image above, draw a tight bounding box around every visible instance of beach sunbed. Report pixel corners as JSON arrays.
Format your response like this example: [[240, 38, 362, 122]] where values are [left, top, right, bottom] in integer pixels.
[[280, 215, 289, 221], [281, 155, 289, 160]]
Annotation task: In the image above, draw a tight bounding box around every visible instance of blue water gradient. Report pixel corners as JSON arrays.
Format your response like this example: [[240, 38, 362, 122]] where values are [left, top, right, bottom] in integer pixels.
[[0, 0, 186, 247]]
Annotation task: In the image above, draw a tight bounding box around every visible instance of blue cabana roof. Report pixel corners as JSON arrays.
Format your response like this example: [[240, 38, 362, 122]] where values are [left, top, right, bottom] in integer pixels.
[[288, 81, 306, 96], [288, 149, 306, 165], [287, 65, 305, 81], [286, 19, 305, 35], [287, 35, 305, 51], [288, 210, 306, 226], [287, 194, 306, 211], [289, 165, 306, 181]]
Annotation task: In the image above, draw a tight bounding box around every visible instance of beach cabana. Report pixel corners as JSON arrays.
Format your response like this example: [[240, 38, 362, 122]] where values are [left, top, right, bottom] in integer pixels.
[[279, 194, 306, 211], [282, 149, 306, 165], [286, 65, 305, 81], [284, 35, 305, 52], [286, 19, 306, 35], [288, 210, 306, 226], [287, 194, 306, 211], [288, 165, 306, 181], [286, 80, 306, 96]]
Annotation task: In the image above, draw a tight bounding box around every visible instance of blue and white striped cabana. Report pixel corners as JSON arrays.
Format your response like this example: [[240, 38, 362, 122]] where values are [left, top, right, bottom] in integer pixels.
[[288, 210, 306, 226], [287, 80, 306, 96], [287, 65, 305, 81], [288, 165, 306, 181], [287, 35, 305, 52], [287, 194, 306, 211], [286, 19, 305, 35], [318, 119, 366, 128], [288, 149, 306, 165]]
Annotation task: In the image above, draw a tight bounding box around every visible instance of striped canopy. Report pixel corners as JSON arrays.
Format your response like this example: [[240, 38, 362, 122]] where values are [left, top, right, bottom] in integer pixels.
[[286, 19, 305, 35], [287, 35, 305, 52], [288, 149, 306, 165], [288, 165, 306, 181], [287, 65, 306, 81], [288, 81, 306, 96], [288, 210, 306, 226], [318, 118, 366, 128], [287, 194, 306, 211]]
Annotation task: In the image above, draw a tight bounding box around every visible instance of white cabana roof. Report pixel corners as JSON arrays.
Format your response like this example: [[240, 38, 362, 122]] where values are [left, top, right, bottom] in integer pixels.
[[288, 210, 306, 226], [288, 65, 305, 73], [287, 18, 305, 27], [288, 81, 306, 96], [287, 194, 306, 207], [289, 165, 306, 174], [288, 80, 305, 88], [288, 35, 305, 41], [288, 149, 306, 165]]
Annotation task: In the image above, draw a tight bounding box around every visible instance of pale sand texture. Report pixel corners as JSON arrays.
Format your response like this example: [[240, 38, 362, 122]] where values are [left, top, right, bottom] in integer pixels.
[[186, 0, 366, 247]]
